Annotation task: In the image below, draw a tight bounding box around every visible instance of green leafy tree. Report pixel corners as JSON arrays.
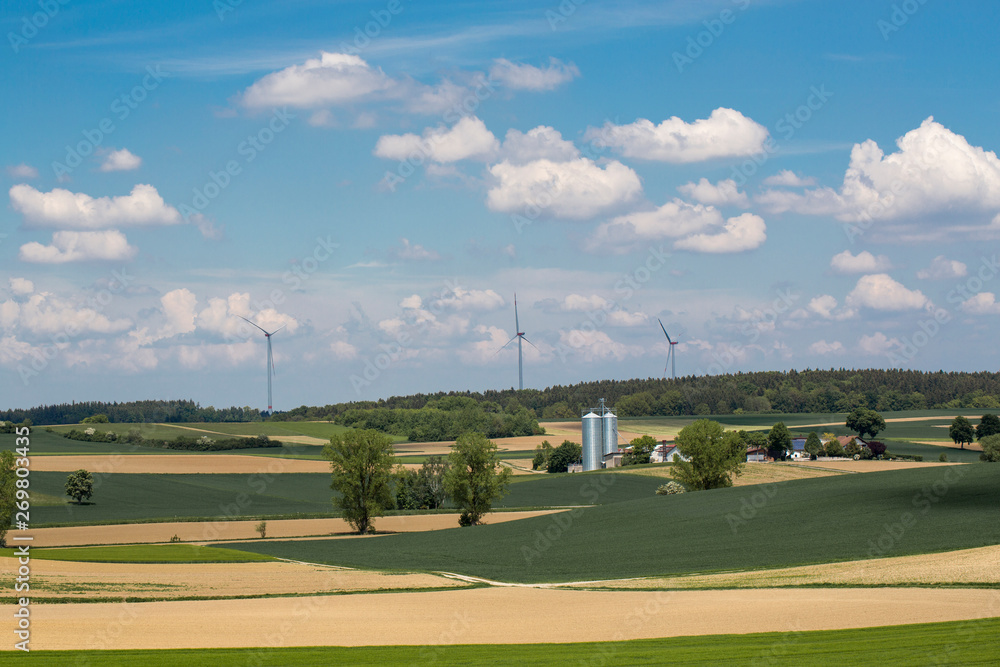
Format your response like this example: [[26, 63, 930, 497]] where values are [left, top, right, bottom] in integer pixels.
[[845, 438, 862, 458], [804, 432, 822, 458], [415, 455, 449, 509], [532, 440, 554, 470], [949, 416, 975, 449], [981, 434, 1000, 462], [0, 451, 16, 547], [825, 438, 845, 458], [80, 414, 109, 424], [671, 419, 745, 490], [393, 466, 420, 510], [622, 434, 658, 466], [444, 432, 512, 525], [65, 469, 94, 504], [767, 422, 792, 461], [323, 429, 395, 534], [846, 408, 886, 440], [547, 440, 582, 473], [976, 414, 1000, 441]]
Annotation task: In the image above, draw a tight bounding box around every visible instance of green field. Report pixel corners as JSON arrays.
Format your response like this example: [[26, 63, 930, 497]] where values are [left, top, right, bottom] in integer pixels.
[[25, 469, 660, 525], [228, 464, 1000, 583], [14, 618, 1000, 665], [0, 544, 275, 563], [28, 471, 336, 525]]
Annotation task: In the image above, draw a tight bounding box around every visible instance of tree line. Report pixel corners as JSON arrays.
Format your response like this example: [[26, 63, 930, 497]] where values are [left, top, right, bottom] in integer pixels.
[[0, 400, 262, 426], [276, 368, 1000, 422]]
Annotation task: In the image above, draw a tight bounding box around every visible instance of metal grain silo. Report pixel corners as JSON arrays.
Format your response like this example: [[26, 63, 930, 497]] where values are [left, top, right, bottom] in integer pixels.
[[582, 411, 602, 471], [602, 410, 618, 458]]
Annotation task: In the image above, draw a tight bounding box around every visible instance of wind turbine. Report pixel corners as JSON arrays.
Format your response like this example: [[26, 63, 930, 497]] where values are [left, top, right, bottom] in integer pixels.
[[658, 318, 679, 380], [498, 294, 536, 390], [237, 315, 285, 412]]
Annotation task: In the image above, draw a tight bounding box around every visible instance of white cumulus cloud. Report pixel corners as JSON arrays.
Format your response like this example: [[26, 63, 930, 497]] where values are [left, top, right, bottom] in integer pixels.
[[99, 148, 142, 172], [673, 213, 766, 254], [374, 116, 499, 163], [240, 52, 393, 108], [10, 184, 182, 230], [756, 118, 1000, 240], [846, 274, 929, 311], [830, 250, 893, 274], [8, 278, 34, 296], [960, 292, 1000, 315], [917, 255, 968, 280], [486, 157, 642, 220], [500, 126, 580, 164], [585, 108, 769, 163], [676, 178, 749, 207], [19, 230, 137, 263], [762, 170, 817, 187]]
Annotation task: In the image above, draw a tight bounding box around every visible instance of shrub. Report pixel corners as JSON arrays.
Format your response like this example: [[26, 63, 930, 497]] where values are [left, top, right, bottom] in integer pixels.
[[169, 534, 181, 543], [981, 434, 1000, 462], [655, 481, 686, 495], [939, 452, 949, 462], [914, 455, 923, 462], [256, 521, 267, 539]]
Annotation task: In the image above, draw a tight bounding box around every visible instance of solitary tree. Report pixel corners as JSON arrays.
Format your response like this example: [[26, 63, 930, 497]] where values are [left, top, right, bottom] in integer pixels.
[[846, 408, 886, 440], [444, 432, 512, 525], [65, 469, 94, 504], [949, 416, 975, 449], [671, 419, 745, 490], [622, 435, 658, 466], [0, 451, 16, 547], [804, 432, 822, 458], [323, 429, 395, 534], [767, 422, 792, 461], [977, 414, 1000, 441]]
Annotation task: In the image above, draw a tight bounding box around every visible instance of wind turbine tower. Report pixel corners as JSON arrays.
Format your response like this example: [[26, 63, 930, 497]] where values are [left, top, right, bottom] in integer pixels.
[[658, 318, 679, 380], [499, 294, 536, 390], [238, 315, 286, 412]]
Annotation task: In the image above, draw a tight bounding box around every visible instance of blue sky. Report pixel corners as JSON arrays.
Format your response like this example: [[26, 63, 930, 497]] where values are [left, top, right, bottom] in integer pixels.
[[2, 0, 999, 411]]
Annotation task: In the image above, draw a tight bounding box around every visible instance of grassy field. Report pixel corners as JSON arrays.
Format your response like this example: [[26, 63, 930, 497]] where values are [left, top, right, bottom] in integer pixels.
[[14, 618, 1000, 665], [0, 544, 275, 563], [26, 468, 659, 525], [28, 471, 336, 525], [228, 464, 1000, 583]]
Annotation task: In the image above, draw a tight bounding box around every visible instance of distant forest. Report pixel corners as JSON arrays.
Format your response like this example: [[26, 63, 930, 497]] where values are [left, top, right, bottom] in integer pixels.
[[279, 369, 1000, 420], [0, 400, 262, 426], [4, 369, 1000, 426]]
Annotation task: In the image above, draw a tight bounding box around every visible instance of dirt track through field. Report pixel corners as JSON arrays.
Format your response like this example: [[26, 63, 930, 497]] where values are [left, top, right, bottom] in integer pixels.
[[25, 511, 563, 547], [15, 587, 1000, 650]]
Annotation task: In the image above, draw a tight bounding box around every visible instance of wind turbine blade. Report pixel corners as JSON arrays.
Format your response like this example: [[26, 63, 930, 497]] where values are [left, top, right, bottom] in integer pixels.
[[236, 314, 268, 335], [495, 335, 519, 355], [520, 335, 539, 351], [269, 324, 287, 336], [514, 293, 520, 333], [657, 318, 672, 343], [268, 337, 275, 374]]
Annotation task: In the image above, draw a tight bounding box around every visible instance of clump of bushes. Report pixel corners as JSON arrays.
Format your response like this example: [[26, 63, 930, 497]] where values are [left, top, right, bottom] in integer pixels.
[[656, 481, 686, 495]]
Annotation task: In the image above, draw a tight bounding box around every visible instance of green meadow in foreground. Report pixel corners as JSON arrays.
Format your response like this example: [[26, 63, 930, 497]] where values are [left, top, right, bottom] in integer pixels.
[[0, 544, 274, 563], [229, 464, 1000, 583], [14, 618, 1000, 666]]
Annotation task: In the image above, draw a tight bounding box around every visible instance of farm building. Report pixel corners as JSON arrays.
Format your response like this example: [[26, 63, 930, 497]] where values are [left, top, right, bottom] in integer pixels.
[[650, 442, 689, 463]]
